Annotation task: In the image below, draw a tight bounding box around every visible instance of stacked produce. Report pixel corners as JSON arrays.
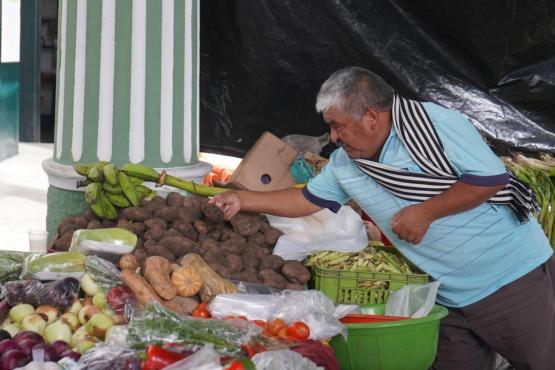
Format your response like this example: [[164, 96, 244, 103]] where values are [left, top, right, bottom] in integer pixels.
[[503, 153, 555, 248]]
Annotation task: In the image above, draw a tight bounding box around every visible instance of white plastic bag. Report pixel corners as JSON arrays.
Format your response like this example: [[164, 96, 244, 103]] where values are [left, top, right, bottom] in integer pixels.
[[163, 344, 223, 370], [209, 290, 354, 340], [267, 206, 368, 261], [252, 350, 324, 370], [385, 281, 441, 318]]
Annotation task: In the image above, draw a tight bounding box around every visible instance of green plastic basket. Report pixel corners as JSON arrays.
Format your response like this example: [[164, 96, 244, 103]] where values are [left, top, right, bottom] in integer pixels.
[[330, 304, 448, 370], [311, 252, 429, 305]]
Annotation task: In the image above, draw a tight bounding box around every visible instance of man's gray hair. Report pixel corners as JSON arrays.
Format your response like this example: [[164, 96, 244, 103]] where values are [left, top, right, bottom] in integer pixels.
[[316, 67, 394, 120]]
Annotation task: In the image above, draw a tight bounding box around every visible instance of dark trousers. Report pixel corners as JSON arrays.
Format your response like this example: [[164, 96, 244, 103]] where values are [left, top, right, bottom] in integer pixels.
[[432, 255, 555, 370]]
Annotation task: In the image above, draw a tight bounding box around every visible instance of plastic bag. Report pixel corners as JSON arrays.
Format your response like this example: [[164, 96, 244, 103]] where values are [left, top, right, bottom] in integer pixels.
[[85, 255, 122, 291], [0, 251, 26, 283], [209, 290, 352, 340], [2, 277, 80, 309], [20, 252, 86, 280], [252, 350, 324, 370], [69, 228, 137, 263], [127, 303, 259, 356], [385, 281, 441, 318], [71, 345, 141, 370], [267, 207, 368, 261], [163, 344, 223, 370], [104, 325, 129, 347]]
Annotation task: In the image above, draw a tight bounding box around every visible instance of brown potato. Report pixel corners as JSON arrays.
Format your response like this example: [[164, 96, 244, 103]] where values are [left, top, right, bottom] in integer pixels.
[[87, 220, 103, 229], [281, 261, 311, 284], [248, 232, 265, 245], [163, 229, 182, 238], [220, 239, 246, 254], [241, 252, 260, 269], [72, 216, 89, 229], [231, 270, 260, 284], [59, 224, 79, 237], [194, 220, 215, 235], [230, 212, 262, 236], [102, 219, 117, 228], [200, 238, 220, 251], [177, 207, 203, 223], [259, 269, 288, 289], [286, 283, 305, 291], [263, 227, 283, 246], [182, 195, 204, 213], [85, 208, 99, 222], [125, 222, 147, 236], [202, 203, 225, 223], [159, 236, 197, 257], [166, 192, 184, 207], [53, 232, 73, 251], [121, 207, 152, 221], [226, 254, 244, 274], [208, 263, 232, 279], [259, 255, 284, 271], [155, 206, 180, 222], [145, 218, 168, 230], [144, 227, 165, 242], [172, 219, 197, 240]]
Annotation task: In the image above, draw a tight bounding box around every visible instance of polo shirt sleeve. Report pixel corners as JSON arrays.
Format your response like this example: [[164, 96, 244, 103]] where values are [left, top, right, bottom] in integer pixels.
[[424, 103, 509, 187], [303, 150, 351, 212]]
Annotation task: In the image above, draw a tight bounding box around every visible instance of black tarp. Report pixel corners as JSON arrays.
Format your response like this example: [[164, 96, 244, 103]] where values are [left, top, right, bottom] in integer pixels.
[[199, 0, 555, 157]]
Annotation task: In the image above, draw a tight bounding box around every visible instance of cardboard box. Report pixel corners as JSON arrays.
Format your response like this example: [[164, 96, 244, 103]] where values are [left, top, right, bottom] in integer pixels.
[[229, 132, 299, 191]]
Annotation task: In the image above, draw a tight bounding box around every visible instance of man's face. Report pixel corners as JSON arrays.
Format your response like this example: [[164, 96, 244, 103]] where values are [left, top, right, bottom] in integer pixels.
[[323, 106, 377, 159]]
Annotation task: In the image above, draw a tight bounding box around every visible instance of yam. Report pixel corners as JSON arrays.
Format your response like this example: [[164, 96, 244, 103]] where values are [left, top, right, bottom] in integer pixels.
[[172, 219, 197, 240], [263, 227, 283, 246], [226, 254, 244, 274], [231, 270, 260, 284], [194, 220, 216, 235], [134, 248, 148, 265], [155, 206, 180, 222], [121, 269, 162, 305], [177, 207, 203, 223], [202, 203, 225, 223], [166, 192, 184, 207], [145, 218, 168, 230], [259, 255, 284, 271], [259, 269, 288, 290], [281, 261, 311, 284], [144, 256, 176, 300], [207, 263, 232, 279], [87, 220, 103, 229], [125, 222, 147, 236], [159, 236, 197, 257], [162, 296, 198, 315], [180, 253, 238, 301], [144, 227, 165, 242], [220, 239, 246, 255], [121, 207, 152, 221], [230, 212, 262, 237]]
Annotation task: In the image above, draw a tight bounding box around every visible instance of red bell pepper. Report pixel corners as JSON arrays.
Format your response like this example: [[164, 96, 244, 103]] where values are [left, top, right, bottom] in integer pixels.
[[142, 345, 187, 370]]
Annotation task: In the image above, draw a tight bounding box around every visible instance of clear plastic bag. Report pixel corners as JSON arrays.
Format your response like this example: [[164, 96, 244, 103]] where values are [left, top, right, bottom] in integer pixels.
[[69, 228, 137, 263], [385, 281, 441, 318], [232, 280, 281, 295], [85, 255, 122, 291], [163, 344, 223, 370], [0, 251, 26, 284], [127, 303, 259, 356], [20, 252, 86, 280], [267, 207, 368, 261], [72, 345, 141, 370], [209, 290, 352, 340], [2, 277, 80, 309], [252, 350, 324, 370]]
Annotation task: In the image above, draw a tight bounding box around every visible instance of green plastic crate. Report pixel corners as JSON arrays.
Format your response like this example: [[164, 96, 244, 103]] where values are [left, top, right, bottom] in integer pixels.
[[330, 304, 448, 370], [311, 248, 428, 304]]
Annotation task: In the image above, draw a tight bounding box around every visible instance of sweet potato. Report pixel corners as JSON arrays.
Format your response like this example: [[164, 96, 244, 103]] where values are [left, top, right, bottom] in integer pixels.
[[194, 220, 216, 235], [226, 254, 244, 274], [230, 212, 262, 237], [121, 269, 162, 305], [155, 206, 180, 222], [220, 239, 246, 254], [259, 255, 284, 271], [125, 222, 147, 236], [162, 295, 198, 315], [263, 226, 283, 246], [180, 254, 238, 301], [166, 192, 184, 207], [121, 207, 152, 221], [87, 220, 103, 229], [145, 218, 168, 230], [259, 269, 288, 290], [177, 207, 203, 223], [281, 261, 311, 284], [144, 256, 176, 300], [159, 236, 197, 257], [202, 203, 225, 223], [144, 227, 165, 242]]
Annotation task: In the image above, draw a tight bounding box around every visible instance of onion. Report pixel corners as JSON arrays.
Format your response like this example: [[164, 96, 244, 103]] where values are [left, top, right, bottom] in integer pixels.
[[51, 340, 71, 356], [8, 304, 35, 324], [0, 349, 30, 370], [44, 320, 72, 344], [60, 350, 81, 361], [32, 343, 59, 362], [16, 337, 42, 356], [0, 339, 17, 353], [13, 331, 44, 345]]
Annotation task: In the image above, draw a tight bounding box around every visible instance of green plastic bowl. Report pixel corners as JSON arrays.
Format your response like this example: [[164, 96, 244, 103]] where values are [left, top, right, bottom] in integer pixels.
[[330, 304, 448, 370]]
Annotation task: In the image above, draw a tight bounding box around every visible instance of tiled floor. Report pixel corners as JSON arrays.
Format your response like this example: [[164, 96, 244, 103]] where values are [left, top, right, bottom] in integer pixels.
[[0, 144, 241, 252]]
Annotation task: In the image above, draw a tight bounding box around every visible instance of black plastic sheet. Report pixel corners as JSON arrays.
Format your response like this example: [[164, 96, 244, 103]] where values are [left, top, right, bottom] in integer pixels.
[[200, 0, 555, 157]]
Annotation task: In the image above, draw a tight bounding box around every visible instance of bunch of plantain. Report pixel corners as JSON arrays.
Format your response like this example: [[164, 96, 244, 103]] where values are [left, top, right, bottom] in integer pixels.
[[74, 162, 156, 219], [305, 244, 415, 274]]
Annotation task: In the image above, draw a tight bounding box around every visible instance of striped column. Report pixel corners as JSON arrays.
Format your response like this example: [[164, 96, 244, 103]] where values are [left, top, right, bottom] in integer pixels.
[[43, 0, 209, 238], [51, 0, 201, 169]]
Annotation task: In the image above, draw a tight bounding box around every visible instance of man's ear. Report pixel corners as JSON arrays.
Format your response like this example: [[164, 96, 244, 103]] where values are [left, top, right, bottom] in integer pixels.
[[363, 107, 379, 131]]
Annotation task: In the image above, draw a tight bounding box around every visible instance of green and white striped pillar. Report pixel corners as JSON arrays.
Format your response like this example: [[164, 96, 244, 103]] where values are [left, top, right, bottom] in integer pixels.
[[43, 0, 210, 238]]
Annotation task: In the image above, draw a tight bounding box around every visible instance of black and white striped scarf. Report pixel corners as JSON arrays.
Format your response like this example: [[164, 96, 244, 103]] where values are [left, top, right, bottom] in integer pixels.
[[353, 94, 539, 223]]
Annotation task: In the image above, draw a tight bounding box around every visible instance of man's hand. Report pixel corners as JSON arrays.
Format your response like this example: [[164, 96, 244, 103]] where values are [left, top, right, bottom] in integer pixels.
[[209, 191, 241, 220], [391, 204, 433, 244]]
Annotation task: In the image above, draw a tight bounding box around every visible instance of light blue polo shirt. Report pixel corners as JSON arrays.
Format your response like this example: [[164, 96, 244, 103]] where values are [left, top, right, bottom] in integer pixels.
[[305, 102, 552, 308]]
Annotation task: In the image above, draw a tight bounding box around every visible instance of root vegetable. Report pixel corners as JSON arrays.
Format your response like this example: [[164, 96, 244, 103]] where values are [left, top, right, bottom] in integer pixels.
[[53, 233, 72, 251], [259, 269, 288, 289], [200, 238, 220, 252], [121, 270, 161, 306], [207, 264, 231, 279], [177, 207, 203, 223], [85, 209, 99, 222], [263, 227, 283, 246], [202, 204, 224, 223], [281, 261, 311, 284], [145, 218, 168, 230], [125, 222, 146, 236], [179, 254, 237, 301], [231, 270, 260, 284], [194, 220, 215, 234], [144, 228, 165, 242], [286, 283, 305, 291], [248, 232, 265, 245], [230, 213, 262, 237], [119, 254, 140, 271], [163, 229, 182, 238], [166, 192, 184, 207], [155, 206, 180, 222], [143, 257, 176, 300], [121, 207, 152, 221], [159, 236, 197, 257], [259, 255, 284, 271], [220, 239, 246, 254], [87, 220, 103, 229], [225, 254, 243, 274], [241, 252, 260, 269], [163, 296, 198, 315]]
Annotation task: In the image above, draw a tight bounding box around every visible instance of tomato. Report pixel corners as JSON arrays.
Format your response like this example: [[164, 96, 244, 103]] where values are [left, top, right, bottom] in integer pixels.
[[197, 302, 209, 310], [226, 360, 245, 370], [253, 320, 267, 329], [266, 319, 287, 335], [192, 307, 211, 318], [286, 322, 310, 341], [277, 326, 291, 341]]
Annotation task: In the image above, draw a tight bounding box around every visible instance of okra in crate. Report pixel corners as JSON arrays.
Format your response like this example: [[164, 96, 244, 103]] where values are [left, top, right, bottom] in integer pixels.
[[305, 243, 428, 305]]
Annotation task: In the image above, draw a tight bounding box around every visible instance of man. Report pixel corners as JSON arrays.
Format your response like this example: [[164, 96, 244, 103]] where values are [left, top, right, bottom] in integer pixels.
[[210, 67, 554, 370]]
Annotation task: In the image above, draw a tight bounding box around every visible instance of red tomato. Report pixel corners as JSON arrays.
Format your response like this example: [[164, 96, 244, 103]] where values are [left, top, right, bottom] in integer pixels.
[[266, 319, 287, 336], [286, 322, 310, 341], [253, 320, 267, 329], [226, 360, 245, 370], [192, 308, 211, 318]]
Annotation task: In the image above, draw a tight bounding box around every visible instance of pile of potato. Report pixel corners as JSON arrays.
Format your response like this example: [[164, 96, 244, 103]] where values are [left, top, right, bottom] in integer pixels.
[[52, 192, 311, 290]]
